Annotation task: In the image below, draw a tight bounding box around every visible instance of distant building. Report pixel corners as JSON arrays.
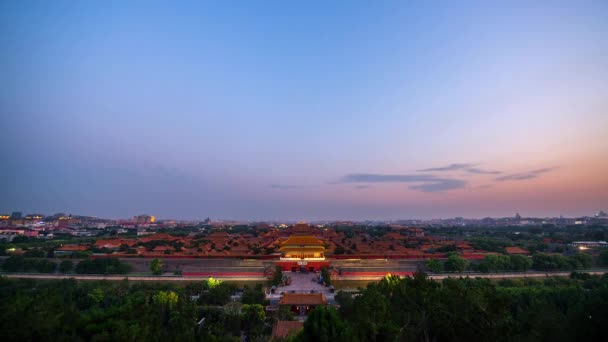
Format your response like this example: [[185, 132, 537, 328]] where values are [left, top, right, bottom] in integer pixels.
[[25, 214, 44, 221], [57, 216, 81, 228], [11, 212, 22, 220], [133, 215, 155, 225], [571, 241, 608, 249]]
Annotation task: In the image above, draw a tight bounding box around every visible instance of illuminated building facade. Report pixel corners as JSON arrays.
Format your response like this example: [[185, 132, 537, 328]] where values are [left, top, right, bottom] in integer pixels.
[[279, 236, 325, 261], [133, 215, 156, 224], [277, 224, 329, 272]]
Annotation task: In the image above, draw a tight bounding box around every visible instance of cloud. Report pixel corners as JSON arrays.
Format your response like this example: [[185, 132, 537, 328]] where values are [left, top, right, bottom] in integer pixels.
[[409, 179, 467, 192], [354, 185, 370, 190], [268, 184, 300, 189], [417, 163, 474, 172], [340, 173, 466, 193], [495, 167, 557, 182], [343, 174, 438, 183], [464, 167, 502, 175], [418, 163, 501, 175]]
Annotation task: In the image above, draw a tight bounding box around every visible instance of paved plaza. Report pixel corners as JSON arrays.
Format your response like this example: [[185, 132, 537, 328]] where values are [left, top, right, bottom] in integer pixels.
[[267, 271, 335, 303]]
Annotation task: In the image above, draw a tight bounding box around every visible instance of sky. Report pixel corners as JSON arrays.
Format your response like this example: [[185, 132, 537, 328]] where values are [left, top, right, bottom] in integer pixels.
[[1, 1, 607, 220]]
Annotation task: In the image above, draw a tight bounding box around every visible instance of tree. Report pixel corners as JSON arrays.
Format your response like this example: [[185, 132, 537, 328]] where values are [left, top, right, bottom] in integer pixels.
[[1, 255, 26, 272], [152, 290, 179, 308], [59, 259, 74, 273], [321, 267, 331, 286], [241, 304, 266, 340], [206, 277, 222, 288], [199, 278, 233, 305], [241, 284, 267, 305], [444, 253, 467, 273], [478, 255, 512, 273], [600, 249, 608, 266], [23, 249, 45, 258], [335, 291, 354, 318], [75, 258, 132, 274], [150, 258, 163, 275], [509, 255, 532, 271], [426, 258, 443, 273], [572, 252, 592, 269], [35, 259, 56, 273], [271, 265, 283, 286], [297, 306, 348, 342], [532, 253, 585, 271]]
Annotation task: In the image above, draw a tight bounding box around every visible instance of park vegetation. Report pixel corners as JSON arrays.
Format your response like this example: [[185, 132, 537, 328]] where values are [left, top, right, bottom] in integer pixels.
[[0, 276, 270, 341], [294, 272, 608, 341]]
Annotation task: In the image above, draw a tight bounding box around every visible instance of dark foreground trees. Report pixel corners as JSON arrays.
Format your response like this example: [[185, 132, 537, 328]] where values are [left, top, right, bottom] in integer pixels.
[[0, 277, 272, 341], [2, 272, 607, 342], [298, 272, 608, 342], [0, 278, 197, 342]]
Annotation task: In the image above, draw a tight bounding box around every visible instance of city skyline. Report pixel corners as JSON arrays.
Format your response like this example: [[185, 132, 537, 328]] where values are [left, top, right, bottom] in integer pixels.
[[2, 1, 607, 220]]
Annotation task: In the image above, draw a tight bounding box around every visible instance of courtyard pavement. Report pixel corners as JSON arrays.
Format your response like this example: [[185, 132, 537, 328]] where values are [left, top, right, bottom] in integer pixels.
[[266, 271, 335, 303]]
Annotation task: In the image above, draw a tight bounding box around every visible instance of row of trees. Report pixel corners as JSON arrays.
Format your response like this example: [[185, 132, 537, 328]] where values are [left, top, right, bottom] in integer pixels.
[[531, 252, 592, 270], [1, 256, 75, 273], [1, 256, 132, 274], [474, 254, 533, 272], [294, 272, 608, 341], [73, 258, 132, 274], [425, 252, 594, 274], [425, 253, 468, 273]]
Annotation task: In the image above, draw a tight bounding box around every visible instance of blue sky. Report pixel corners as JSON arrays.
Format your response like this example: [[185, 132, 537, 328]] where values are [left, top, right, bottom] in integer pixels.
[[2, 1, 607, 220]]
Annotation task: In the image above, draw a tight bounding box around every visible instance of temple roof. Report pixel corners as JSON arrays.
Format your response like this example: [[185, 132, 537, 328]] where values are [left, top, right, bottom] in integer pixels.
[[281, 236, 324, 246], [279, 293, 327, 305], [279, 246, 325, 252]]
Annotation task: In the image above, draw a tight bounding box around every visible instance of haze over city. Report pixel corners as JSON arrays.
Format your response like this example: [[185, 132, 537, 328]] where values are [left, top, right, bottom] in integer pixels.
[[2, 1, 607, 220]]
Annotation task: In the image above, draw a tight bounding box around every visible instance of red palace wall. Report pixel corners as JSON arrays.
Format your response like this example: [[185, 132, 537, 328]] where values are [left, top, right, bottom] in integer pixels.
[[276, 261, 330, 272]]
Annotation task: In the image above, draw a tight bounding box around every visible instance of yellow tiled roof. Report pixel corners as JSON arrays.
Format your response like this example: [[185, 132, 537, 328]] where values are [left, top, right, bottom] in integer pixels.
[[281, 236, 324, 246], [279, 246, 325, 252]]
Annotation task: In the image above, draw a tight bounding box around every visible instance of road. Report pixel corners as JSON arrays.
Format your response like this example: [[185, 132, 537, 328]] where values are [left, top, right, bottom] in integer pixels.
[[0, 273, 266, 282], [2, 269, 607, 283]]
